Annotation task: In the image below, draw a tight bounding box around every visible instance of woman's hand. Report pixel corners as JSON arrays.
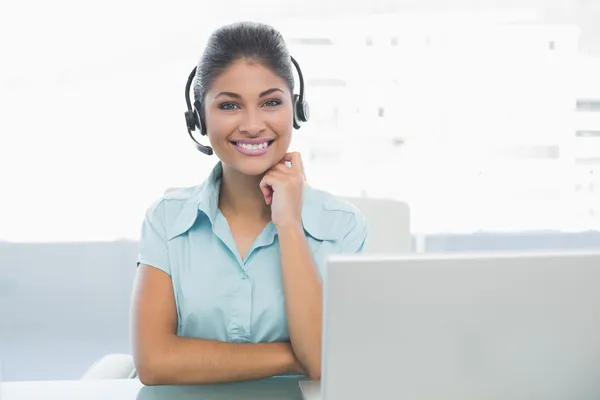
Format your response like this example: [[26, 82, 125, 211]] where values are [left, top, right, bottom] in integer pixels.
[[259, 152, 305, 230]]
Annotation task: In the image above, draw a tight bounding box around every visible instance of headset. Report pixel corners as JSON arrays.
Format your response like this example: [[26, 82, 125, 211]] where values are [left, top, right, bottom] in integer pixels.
[[184, 55, 310, 156]]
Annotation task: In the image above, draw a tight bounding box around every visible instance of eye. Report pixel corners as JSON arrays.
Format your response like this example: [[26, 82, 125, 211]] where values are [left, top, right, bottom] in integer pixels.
[[263, 99, 282, 108], [218, 102, 240, 111]]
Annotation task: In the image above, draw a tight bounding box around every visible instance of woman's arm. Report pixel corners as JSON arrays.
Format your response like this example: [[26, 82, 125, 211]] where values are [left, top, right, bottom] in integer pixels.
[[130, 264, 303, 385], [277, 225, 324, 380], [259, 152, 368, 380]]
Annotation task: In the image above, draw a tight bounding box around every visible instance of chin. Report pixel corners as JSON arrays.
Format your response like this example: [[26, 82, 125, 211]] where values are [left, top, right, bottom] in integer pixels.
[[232, 158, 278, 176]]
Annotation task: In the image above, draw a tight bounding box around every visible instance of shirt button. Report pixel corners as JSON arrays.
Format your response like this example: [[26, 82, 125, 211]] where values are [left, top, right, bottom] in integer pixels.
[[240, 272, 248, 279]]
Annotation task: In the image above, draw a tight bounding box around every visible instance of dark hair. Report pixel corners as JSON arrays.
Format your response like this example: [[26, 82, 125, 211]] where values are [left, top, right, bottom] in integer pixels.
[[193, 22, 294, 109]]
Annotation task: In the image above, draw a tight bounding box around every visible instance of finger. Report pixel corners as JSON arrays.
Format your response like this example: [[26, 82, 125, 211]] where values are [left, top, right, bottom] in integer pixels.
[[277, 156, 292, 170], [259, 171, 284, 204], [259, 176, 274, 205], [271, 162, 294, 174], [264, 188, 273, 205], [283, 152, 304, 176], [260, 184, 273, 205]]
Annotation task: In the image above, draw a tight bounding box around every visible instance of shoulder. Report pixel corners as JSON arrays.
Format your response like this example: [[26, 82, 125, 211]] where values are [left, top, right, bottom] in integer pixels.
[[302, 185, 367, 242], [142, 182, 208, 240], [144, 183, 203, 217]]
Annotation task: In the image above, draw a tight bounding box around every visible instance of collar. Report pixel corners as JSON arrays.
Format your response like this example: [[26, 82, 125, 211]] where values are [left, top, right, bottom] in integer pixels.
[[165, 162, 222, 240], [166, 162, 337, 241]]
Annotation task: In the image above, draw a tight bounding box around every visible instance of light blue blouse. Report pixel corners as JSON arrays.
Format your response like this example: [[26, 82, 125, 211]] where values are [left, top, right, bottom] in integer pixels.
[[137, 161, 367, 343]]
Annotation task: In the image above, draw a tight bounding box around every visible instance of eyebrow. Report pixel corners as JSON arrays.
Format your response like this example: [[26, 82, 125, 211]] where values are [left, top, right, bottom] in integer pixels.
[[213, 88, 284, 100]]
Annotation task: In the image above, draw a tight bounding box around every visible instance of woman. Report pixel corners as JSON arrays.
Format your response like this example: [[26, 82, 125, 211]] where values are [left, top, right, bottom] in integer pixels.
[[130, 21, 368, 386]]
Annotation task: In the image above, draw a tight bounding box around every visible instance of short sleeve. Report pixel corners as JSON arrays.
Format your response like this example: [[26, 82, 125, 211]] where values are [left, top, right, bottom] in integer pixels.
[[137, 200, 171, 275], [338, 211, 368, 254], [309, 209, 369, 279]]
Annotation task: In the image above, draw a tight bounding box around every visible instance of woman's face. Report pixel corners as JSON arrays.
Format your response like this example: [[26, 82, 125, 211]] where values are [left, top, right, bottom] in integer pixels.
[[203, 58, 294, 176]]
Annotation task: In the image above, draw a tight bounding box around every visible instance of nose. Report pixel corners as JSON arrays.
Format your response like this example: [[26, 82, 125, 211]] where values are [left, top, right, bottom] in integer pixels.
[[238, 107, 266, 136]]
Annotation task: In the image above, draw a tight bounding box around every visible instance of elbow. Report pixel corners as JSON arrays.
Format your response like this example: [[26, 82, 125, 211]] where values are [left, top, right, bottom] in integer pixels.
[[306, 360, 322, 381], [135, 352, 170, 386], [137, 371, 160, 386], [133, 335, 180, 385], [299, 345, 322, 380], [136, 361, 163, 386], [308, 367, 321, 381]]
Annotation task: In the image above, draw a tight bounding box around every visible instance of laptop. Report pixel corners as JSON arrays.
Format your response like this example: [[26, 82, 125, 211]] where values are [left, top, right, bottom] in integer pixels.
[[300, 251, 600, 400], [298, 379, 320, 400]]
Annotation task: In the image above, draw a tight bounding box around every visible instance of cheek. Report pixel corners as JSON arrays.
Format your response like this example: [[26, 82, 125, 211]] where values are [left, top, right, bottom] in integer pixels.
[[205, 113, 233, 143], [270, 109, 294, 137]]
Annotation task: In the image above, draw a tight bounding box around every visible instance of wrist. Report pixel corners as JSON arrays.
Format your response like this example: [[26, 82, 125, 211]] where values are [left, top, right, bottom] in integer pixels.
[[275, 221, 304, 236]]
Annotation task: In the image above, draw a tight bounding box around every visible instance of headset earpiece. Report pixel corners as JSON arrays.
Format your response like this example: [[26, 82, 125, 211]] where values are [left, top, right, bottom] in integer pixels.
[[184, 109, 197, 133], [293, 93, 310, 130], [290, 56, 309, 130], [184, 105, 206, 136], [293, 94, 301, 130], [193, 100, 207, 136]]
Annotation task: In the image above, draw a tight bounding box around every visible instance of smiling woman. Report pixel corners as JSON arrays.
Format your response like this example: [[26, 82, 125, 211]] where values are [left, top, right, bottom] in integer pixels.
[[130, 21, 368, 386]]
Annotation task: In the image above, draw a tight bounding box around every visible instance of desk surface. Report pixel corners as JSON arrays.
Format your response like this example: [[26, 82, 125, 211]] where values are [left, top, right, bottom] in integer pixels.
[[1, 377, 307, 400]]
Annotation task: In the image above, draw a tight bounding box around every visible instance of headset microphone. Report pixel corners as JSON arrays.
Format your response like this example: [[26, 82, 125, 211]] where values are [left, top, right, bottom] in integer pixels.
[[184, 55, 309, 155]]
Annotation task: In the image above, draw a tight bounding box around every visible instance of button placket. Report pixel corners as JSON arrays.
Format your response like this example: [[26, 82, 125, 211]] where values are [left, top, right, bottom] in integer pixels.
[[240, 272, 252, 339]]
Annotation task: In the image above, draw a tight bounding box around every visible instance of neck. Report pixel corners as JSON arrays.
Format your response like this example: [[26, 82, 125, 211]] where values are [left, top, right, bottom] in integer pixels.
[[218, 164, 271, 221]]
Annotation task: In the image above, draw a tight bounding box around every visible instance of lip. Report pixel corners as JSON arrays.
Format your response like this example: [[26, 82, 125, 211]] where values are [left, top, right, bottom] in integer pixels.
[[231, 139, 274, 157]]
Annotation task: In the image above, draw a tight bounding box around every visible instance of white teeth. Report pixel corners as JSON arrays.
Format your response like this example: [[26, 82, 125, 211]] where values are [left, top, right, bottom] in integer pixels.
[[236, 142, 270, 150]]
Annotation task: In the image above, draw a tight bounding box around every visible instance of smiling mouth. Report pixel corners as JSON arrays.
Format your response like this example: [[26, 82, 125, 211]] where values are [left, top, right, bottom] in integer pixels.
[[231, 140, 275, 151]]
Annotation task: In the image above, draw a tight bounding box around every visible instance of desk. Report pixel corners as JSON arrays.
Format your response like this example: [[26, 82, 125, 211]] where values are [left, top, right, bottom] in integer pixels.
[[1, 376, 307, 399]]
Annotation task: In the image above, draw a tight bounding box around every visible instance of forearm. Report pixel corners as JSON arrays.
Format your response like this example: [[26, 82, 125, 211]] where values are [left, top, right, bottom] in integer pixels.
[[278, 224, 323, 380], [138, 337, 297, 385]]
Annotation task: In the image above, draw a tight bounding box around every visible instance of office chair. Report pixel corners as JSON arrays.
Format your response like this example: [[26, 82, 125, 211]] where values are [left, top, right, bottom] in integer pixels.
[[340, 196, 411, 253]]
